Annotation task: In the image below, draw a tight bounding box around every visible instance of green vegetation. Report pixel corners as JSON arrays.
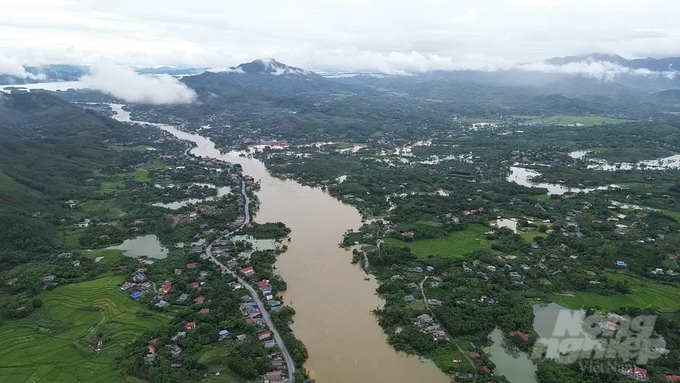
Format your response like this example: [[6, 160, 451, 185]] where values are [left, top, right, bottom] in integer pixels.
[[384, 224, 492, 259], [553, 273, 680, 313], [517, 115, 628, 126], [0, 276, 170, 382]]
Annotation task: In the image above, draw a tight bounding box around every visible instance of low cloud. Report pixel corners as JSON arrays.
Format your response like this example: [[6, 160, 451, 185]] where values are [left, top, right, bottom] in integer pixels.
[[81, 63, 196, 104], [517, 60, 677, 81], [0, 56, 45, 79]]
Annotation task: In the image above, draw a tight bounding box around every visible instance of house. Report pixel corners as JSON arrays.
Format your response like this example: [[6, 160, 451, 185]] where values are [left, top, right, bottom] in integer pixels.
[[601, 321, 620, 332], [177, 293, 189, 302], [453, 372, 474, 381], [199, 308, 210, 314], [185, 321, 196, 331], [416, 314, 434, 325], [487, 266, 496, 272], [510, 271, 521, 279], [453, 357, 463, 363], [404, 295, 416, 303], [265, 370, 283, 382], [258, 331, 272, 341], [227, 259, 238, 269], [426, 266, 435, 272], [120, 281, 134, 291], [622, 366, 647, 381], [194, 296, 205, 304], [191, 281, 202, 290], [509, 331, 530, 342], [169, 345, 182, 357], [401, 231, 415, 239], [427, 299, 444, 306], [218, 329, 229, 340], [616, 261, 629, 268], [236, 334, 247, 344], [241, 266, 255, 277], [169, 332, 186, 344], [469, 351, 480, 359], [155, 300, 170, 308], [130, 291, 143, 300], [162, 281, 172, 294], [666, 375, 680, 383], [482, 366, 491, 374], [199, 271, 208, 279], [408, 282, 419, 290], [264, 340, 276, 348], [43, 275, 56, 283], [391, 275, 403, 281], [174, 268, 182, 276], [186, 262, 197, 269]]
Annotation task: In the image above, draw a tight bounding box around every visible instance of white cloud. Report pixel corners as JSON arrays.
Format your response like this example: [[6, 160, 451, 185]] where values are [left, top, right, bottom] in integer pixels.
[[80, 63, 196, 104], [517, 61, 677, 81], [1, 0, 680, 74], [0, 56, 45, 79]]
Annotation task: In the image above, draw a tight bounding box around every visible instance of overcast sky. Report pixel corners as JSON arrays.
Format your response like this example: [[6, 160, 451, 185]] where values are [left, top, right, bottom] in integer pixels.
[[2, 0, 679, 73]]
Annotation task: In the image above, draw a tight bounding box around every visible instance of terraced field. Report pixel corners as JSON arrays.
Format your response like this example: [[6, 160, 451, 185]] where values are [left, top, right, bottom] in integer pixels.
[[0, 276, 170, 382]]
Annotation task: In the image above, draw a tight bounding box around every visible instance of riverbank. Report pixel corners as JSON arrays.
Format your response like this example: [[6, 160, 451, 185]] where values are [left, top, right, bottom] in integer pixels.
[[111, 104, 450, 383]]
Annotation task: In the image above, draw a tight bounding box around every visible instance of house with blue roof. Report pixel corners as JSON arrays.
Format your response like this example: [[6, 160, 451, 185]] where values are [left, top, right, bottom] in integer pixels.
[[130, 291, 143, 300]]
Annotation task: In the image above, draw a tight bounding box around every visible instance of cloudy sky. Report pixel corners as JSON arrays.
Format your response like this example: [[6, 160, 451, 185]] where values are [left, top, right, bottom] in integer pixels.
[[1, 0, 679, 73]]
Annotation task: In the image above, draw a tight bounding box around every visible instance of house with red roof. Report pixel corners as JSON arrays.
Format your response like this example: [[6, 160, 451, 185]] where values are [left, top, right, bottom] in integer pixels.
[[469, 351, 480, 359], [240, 266, 255, 277], [622, 366, 647, 380], [199, 308, 210, 314], [194, 296, 205, 304], [258, 330, 272, 341], [162, 281, 172, 294], [509, 331, 530, 342], [265, 370, 283, 382], [185, 321, 196, 331], [186, 262, 197, 269], [482, 366, 491, 374], [667, 375, 680, 383]]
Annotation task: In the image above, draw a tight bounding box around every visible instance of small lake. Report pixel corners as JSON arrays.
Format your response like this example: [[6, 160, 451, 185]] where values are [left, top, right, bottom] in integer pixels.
[[588, 154, 680, 171], [487, 303, 596, 383], [507, 166, 619, 195], [492, 218, 518, 233], [107, 234, 168, 259], [152, 185, 231, 210]]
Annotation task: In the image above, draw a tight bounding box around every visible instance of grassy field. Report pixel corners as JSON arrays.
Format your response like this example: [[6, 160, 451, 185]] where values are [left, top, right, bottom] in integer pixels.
[[198, 344, 246, 383], [524, 115, 628, 126], [553, 273, 680, 313], [519, 231, 547, 243], [0, 276, 170, 382], [661, 209, 680, 222], [384, 224, 492, 259]]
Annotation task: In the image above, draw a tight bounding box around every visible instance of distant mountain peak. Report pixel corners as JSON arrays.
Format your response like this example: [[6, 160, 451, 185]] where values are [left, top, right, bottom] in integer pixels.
[[545, 53, 628, 66], [231, 59, 311, 76]]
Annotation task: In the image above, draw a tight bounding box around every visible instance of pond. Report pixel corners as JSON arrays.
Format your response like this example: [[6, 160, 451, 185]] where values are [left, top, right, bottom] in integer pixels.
[[152, 184, 231, 210], [507, 166, 619, 195], [492, 218, 518, 233], [487, 303, 597, 383], [107, 235, 168, 259]]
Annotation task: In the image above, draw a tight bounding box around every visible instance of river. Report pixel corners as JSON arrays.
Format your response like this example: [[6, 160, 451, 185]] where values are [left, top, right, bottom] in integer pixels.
[[110, 105, 449, 383]]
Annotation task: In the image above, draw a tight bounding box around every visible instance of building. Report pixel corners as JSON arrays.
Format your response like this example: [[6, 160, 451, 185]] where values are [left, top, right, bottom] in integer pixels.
[[509, 331, 530, 342], [218, 329, 229, 340], [258, 331, 272, 341], [194, 296, 205, 304], [241, 266, 255, 277], [186, 262, 198, 269], [404, 295, 416, 303], [162, 281, 172, 294], [622, 366, 647, 381], [199, 308, 210, 314], [265, 370, 283, 382], [185, 322, 196, 331], [264, 340, 277, 348]]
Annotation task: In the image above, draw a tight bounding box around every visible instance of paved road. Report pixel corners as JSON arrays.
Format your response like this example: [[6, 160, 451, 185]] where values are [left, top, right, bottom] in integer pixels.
[[205, 176, 296, 382]]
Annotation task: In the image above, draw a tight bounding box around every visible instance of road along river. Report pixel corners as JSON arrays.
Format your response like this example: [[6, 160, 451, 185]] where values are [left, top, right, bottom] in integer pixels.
[[110, 105, 449, 383]]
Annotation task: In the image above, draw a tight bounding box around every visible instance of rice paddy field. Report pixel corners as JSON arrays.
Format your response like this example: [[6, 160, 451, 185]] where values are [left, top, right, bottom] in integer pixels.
[[553, 273, 680, 313], [0, 276, 170, 382]]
